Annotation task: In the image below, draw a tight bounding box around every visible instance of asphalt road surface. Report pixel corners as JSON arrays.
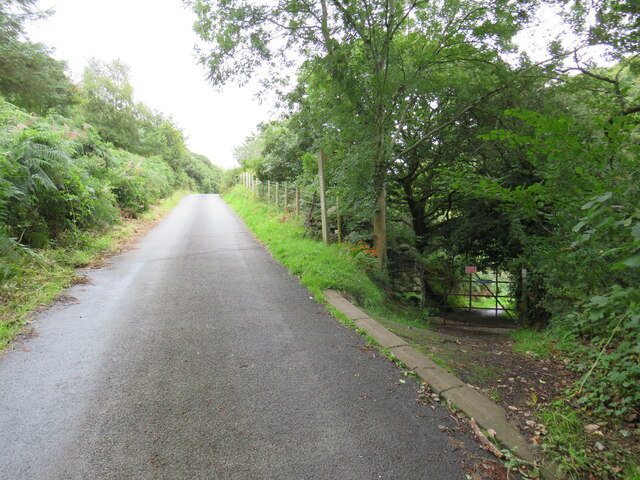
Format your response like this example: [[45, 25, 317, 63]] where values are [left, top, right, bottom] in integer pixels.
[[1, 194, 486, 479]]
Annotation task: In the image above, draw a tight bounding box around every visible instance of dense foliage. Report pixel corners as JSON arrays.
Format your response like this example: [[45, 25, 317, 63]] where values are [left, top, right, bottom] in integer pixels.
[[0, 0, 75, 114], [0, 93, 221, 271]]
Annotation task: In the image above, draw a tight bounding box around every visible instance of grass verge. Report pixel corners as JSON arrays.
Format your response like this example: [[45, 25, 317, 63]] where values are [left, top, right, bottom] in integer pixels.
[[224, 187, 438, 333], [0, 190, 190, 349], [223, 187, 385, 308], [541, 400, 640, 480]]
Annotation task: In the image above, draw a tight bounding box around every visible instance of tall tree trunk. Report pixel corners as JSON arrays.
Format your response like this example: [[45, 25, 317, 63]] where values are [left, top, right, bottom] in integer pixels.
[[373, 185, 387, 264]]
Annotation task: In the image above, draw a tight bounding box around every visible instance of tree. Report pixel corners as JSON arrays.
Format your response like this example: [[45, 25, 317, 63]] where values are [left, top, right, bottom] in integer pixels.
[[189, 0, 540, 262], [0, 0, 46, 44], [0, 0, 75, 114], [233, 131, 265, 173], [234, 120, 306, 182], [560, 0, 639, 55], [75, 59, 223, 193], [76, 59, 144, 151]]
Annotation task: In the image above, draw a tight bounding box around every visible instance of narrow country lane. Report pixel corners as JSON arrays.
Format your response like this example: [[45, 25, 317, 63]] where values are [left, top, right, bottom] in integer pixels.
[[1, 194, 484, 480]]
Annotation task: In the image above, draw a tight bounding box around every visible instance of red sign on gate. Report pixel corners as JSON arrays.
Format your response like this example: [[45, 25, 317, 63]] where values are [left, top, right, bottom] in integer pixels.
[[465, 266, 477, 274]]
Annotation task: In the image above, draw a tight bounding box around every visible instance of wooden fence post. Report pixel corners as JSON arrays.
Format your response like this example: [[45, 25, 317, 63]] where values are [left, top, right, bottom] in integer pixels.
[[267, 181, 271, 204], [468, 269, 473, 310], [275, 183, 279, 209], [295, 187, 300, 215], [318, 150, 329, 245], [284, 184, 288, 215], [495, 269, 499, 317], [336, 196, 342, 243]]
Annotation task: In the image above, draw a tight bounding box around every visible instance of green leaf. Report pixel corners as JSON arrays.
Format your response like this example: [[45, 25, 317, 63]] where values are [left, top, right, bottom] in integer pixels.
[[589, 295, 609, 307], [620, 254, 640, 268], [572, 220, 587, 233], [595, 192, 613, 203]]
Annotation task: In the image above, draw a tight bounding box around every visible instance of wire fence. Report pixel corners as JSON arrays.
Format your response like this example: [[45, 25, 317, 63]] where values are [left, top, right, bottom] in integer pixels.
[[239, 173, 345, 243]]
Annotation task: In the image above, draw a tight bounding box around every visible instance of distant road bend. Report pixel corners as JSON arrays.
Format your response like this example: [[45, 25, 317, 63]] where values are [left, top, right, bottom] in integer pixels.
[[0, 194, 486, 479]]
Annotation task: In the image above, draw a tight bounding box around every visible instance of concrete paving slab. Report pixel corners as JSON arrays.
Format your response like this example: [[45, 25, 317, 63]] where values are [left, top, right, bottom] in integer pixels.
[[415, 365, 468, 393], [325, 295, 371, 320], [390, 345, 440, 371], [323, 290, 541, 470], [442, 387, 535, 462], [324, 289, 342, 300], [353, 317, 408, 348]]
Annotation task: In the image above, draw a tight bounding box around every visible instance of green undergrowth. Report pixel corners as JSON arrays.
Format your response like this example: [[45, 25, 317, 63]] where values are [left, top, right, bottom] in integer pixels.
[[0, 190, 190, 349], [368, 298, 437, 329], [223, 187, 385, 307], [509, 329, 555, 358], [510, 327, 640, 479], [541, 400, 640, 480]]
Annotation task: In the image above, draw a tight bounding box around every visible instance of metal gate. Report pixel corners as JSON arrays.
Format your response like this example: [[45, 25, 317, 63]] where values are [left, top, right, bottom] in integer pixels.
[[429, 267, 515, 319]]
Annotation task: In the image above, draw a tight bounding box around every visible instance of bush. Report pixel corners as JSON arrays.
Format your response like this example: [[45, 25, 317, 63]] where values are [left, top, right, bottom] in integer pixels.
[[107, 151, 175, 216], [0, 98, 200, 250]]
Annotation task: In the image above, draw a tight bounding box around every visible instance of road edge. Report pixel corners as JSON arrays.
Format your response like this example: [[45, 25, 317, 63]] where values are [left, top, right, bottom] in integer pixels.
[[324, 289, 561, 479]]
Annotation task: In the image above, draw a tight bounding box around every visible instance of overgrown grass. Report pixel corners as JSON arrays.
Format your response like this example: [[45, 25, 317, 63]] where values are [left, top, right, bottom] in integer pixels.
[[540, 400, 640, 480], [510, 328, 640, 479], [368, 300, 436, 329], [509, 329, 554, 358], [0, 190, 190, 349], [510, 326, 582, 361], [223, 187, 385, 307]]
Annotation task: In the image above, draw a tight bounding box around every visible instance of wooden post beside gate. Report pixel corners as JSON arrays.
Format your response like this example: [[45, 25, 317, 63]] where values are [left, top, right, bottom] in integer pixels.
[[317, 150, 329, 245]]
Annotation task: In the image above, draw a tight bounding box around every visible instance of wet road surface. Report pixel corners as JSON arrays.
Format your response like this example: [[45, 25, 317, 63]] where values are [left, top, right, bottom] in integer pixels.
[[1, 194, 484, 479]]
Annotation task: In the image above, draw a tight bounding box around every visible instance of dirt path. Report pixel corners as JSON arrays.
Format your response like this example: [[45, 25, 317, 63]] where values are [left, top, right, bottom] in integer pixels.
[[375, 312, 580, 443]]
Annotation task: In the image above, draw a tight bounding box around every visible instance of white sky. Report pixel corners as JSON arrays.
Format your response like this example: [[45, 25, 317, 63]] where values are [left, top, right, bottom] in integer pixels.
[[26, 0, 276, 169]]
